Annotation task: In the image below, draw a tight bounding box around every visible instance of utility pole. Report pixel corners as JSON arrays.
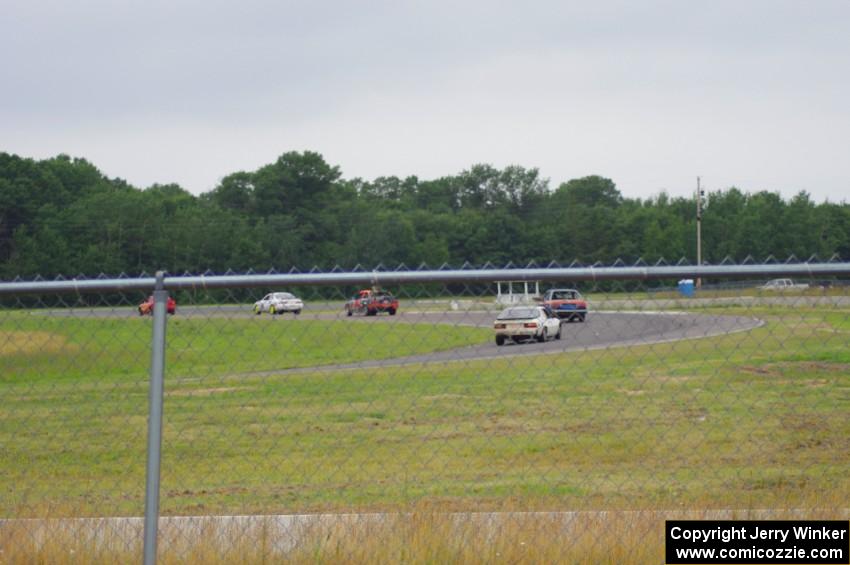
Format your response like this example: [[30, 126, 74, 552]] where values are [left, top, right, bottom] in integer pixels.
[[696, 177, 703, 289]]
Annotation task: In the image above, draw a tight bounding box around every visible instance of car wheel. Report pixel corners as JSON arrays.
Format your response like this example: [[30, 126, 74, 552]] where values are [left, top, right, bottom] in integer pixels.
[[495, 335, 505, 346], [294, 310, 301, 315], [578, 313, 586, 322], [347, 309, 352, 317], [388, 308, 396, 316], [269, 305, 276, 315], [555, 324, 562, 340], [138, 307, 144, 316], [536, 328, 546, 343], [254, 305, 261, 315]]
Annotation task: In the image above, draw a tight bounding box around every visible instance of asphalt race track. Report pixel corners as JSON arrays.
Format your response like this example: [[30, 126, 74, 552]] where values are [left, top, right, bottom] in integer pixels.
[[42, 304, 762, 372], [270, 309, 763, 373]]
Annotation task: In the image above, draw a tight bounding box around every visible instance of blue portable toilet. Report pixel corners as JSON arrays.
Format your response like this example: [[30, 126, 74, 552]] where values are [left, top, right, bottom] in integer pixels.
[[678, 279, 695, 297]]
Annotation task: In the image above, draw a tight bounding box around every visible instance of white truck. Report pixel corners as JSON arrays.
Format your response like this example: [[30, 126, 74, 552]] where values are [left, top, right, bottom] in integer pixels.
[[759, 278, 810, 291]]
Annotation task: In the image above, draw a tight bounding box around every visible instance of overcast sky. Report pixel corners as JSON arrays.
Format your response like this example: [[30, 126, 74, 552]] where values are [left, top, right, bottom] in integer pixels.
[[3, 0, 849, 201]]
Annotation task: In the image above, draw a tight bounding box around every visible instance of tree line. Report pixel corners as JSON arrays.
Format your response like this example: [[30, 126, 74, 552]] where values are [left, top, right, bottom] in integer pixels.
[[1, 150, 848, 279]]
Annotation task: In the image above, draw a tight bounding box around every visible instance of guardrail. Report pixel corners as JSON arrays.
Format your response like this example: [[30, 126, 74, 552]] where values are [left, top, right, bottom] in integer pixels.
[[3, 263, 850, 295]]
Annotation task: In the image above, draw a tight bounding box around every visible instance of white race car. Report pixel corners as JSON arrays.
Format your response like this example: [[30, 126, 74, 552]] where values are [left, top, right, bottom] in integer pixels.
[[253, 292, 304, 315], [493, 305, 562, 346]]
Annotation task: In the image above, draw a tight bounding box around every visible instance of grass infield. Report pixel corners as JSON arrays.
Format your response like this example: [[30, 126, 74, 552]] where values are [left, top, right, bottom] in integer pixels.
[[1, 305, 848, 518]]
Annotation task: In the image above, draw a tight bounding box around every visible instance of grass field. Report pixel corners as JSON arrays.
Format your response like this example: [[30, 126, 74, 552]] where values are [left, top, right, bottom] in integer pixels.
[[0, 314, 491, 383], [2, 302, 848, 522]]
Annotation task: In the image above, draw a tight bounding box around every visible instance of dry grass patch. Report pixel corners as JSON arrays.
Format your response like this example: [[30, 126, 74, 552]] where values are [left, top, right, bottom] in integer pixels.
[[3, 503, 848, 564], [740, 361, 850, 380], [167, 386, 250, 397], [0, 331, 77, 356]]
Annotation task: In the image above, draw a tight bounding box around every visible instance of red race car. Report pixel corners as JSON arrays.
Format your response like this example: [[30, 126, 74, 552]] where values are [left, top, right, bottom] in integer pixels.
[[539, 288, 587, 322], [138, 295, 177, 316], [345, 289, 398, 316]]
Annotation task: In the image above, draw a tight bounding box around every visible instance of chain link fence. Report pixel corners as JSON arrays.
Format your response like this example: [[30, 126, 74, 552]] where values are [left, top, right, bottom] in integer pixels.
[[1, 261, 849, 563]]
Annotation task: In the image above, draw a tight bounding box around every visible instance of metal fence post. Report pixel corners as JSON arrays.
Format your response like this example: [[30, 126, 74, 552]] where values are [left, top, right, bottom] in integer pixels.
[[143, 271, 168, 565]]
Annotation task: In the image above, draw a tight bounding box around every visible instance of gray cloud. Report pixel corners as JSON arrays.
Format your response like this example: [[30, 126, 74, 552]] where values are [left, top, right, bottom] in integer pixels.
[[2, 0, 848, 200]]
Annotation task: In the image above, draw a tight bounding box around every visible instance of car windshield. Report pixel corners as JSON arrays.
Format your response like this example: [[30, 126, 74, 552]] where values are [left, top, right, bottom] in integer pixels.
[[551, 290, 577, 300], [497, 307, 539, 320], [274, 293, 295, 299]]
